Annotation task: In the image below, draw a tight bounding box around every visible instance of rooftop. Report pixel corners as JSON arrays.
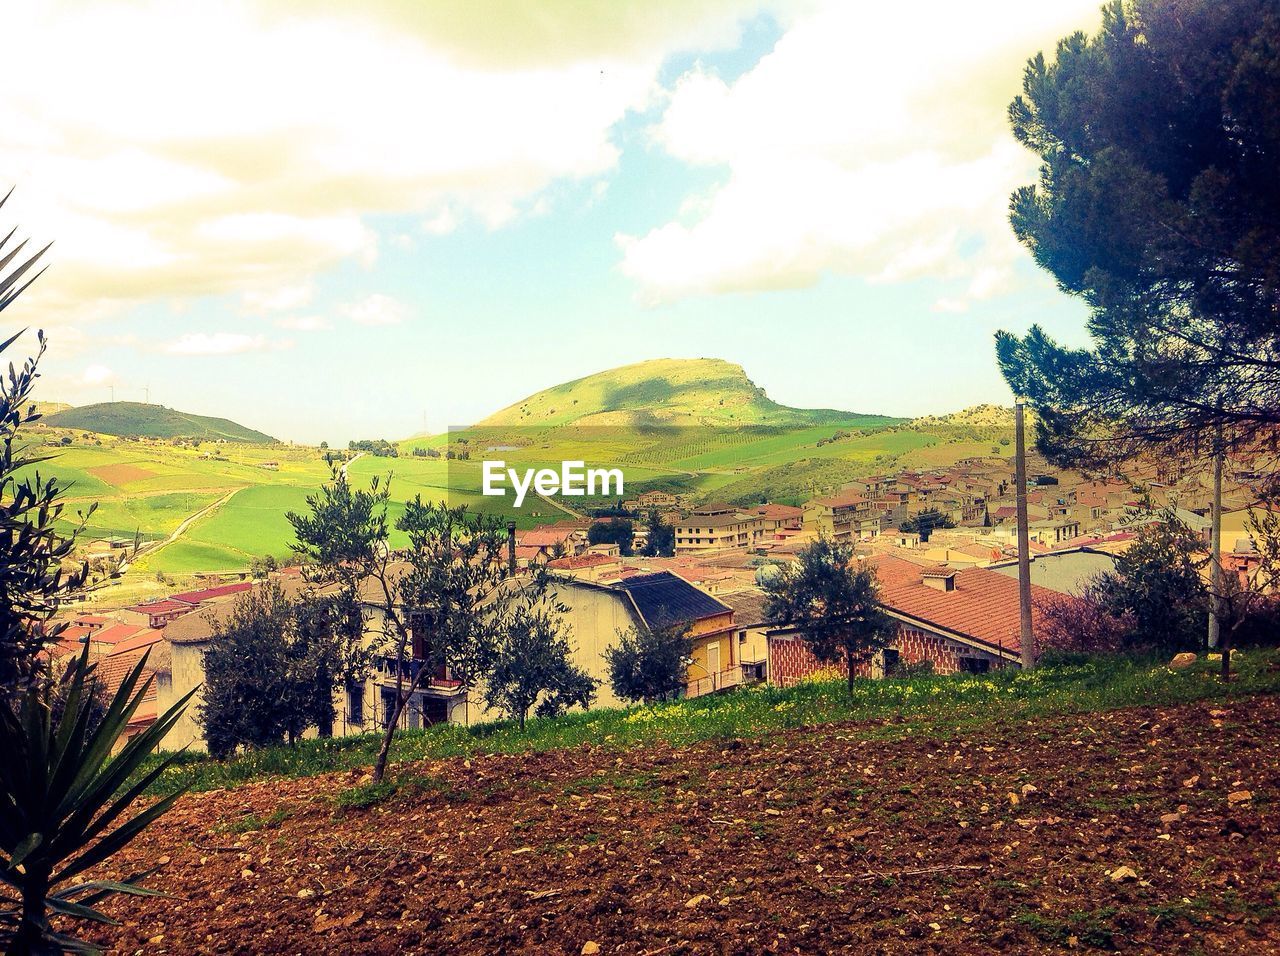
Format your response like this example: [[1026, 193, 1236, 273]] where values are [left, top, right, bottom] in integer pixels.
[[611, 571, 732, 633], [871, 555, 1065, 655]]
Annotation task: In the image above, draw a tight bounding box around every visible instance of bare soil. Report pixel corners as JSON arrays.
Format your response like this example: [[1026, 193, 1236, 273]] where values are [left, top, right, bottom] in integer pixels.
[[90, 697, 1280, 954]]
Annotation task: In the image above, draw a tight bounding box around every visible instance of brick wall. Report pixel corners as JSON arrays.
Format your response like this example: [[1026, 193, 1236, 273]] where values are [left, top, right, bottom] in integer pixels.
[[767, 623, 1009, 686]]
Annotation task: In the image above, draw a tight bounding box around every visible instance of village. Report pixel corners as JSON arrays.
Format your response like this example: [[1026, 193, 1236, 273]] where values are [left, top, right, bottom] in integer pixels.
[[50, 444, 1270, 756], [5, 1, 1280, 951]]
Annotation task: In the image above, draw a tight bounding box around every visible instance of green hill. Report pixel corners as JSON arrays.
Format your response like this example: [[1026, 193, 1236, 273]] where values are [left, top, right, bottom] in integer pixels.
[[476, 358, 896, 429], [44, 402, 277, 443]]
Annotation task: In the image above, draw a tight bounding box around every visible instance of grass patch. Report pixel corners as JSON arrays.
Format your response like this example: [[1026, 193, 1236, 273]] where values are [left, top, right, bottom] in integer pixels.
[[214, 807, 291, 834], [136, 649, 1280, 797], [333, 773, 455, 812], [1015, 907, 1120, 949]]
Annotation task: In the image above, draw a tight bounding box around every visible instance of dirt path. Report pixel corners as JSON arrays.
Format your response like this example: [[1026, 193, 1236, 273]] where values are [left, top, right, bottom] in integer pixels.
[[63, 486, 237, 504], [341, 451, 364, 479], [137, 488, 241, 560], [90, 696, 1280, 954], [536, 490, 586, 520]]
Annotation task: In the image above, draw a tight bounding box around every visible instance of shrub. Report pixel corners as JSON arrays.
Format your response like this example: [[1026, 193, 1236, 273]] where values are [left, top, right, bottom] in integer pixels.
[[0, 650, 194, 952]]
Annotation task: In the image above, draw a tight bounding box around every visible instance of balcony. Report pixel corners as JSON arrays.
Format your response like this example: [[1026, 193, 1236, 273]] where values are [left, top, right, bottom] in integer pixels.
[[684, 666, 744, 699], [372, 655, 462, 693]]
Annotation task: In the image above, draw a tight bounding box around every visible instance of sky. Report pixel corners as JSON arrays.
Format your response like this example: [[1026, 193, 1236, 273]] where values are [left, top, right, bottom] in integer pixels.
[[4, 0, 1105, 445]]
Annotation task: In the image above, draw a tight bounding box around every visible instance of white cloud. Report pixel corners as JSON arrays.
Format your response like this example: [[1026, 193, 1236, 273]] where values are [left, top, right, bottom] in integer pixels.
[[1, 1, 760, 328], [618, 0, 1102, 305], [79, 364, 115, 386], [275, 314, 331, 332], [242, 282, 315, 314], [342, 293, 408, 327], [163, 332, 286, 356]]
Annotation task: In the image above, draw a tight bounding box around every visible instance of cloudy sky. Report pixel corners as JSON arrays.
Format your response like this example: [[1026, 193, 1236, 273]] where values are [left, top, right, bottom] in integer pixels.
[[6, 0, 1102, 444]]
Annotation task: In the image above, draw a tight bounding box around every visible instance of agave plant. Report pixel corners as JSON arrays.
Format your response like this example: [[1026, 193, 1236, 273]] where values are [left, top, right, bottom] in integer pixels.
[[0, 649, 194, 954]]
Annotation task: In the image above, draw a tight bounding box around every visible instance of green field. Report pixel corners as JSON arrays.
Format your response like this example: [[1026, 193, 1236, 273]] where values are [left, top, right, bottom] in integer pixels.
[[23, 360, 1017, 582]]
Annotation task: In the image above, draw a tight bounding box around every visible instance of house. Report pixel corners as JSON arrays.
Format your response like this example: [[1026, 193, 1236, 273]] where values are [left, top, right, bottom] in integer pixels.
[[545, 552, 622, 581], [675, 510, 760, 555], [744, 503, 804, 535], [637, 490, 678, 509], [718, 588, 771, 684], [118, 598, 195, 628], [96, 634, 170, 751], [147, 572, 466, 752], [767, 556, 1062, 685], [608, 571, 737, 698], [449, 570, 741, 720], [169, 582, 254, 605], [79, 622, 156, 657], [803, 489, 881, 541], [988, 547, 1119, 596], [519, 523, 587, 558]]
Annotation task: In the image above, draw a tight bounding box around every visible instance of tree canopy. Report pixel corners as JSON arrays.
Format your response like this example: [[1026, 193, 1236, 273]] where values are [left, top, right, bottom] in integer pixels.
[[762, 539, 894, 693], [606, 623, 691, 704], [995, 0, 1280, 468]]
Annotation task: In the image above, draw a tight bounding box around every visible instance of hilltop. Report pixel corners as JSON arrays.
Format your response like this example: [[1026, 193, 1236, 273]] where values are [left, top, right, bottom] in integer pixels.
[[476, 358, 897, 429], [44, 402, 278, 443], [911, 403, 1018, 429]]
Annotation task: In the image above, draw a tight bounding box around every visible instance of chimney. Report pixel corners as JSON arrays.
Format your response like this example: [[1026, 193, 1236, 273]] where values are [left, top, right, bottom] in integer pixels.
[[921, 568, 957, 592], [506, 520, 517, 575]]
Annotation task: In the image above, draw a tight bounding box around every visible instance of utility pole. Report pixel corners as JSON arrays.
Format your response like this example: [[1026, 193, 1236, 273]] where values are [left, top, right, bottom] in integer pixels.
[[1015, 401, 1035, 669], [1207, 438, 1224, 651]]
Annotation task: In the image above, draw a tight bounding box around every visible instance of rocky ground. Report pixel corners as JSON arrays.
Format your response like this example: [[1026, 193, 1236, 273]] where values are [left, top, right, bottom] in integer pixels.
[[90, 696, 1280, 954]]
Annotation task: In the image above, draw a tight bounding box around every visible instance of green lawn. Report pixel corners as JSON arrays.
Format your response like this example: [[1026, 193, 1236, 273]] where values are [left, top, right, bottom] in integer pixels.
[[137, 650, 1280, 797]]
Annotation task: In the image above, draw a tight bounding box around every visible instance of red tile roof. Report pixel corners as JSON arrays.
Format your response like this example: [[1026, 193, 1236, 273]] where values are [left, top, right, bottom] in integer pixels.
[[124, 598, 194, 615], [58, 623, 95, 643], [519, 527, 578, 548], [109, 628, 163, 656], [813, 489, 868, 508], [871, 555, 1063, 654], [168, 582, 254, 604], [547, 553, 616, 571], [89, 623, 150, 646], [95, 648, 157, 704], [750, 503, 805, 519]]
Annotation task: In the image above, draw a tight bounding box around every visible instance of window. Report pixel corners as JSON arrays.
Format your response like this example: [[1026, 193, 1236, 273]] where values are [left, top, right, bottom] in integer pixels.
[[347, 685, 363, 725], [880, 648, 900, 677], [959, 657, 991, 674]]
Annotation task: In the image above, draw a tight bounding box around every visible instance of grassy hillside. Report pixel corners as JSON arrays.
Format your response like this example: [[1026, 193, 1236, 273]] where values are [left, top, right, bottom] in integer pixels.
[[22, 359, 1017, 584], [477, 358, 897, 429], [45, 401, 277, 443]]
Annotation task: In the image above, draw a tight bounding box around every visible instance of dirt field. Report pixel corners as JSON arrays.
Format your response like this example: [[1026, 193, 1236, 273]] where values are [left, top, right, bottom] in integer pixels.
[[90, 696, 1280, 954], [87, 463, 157, 485]]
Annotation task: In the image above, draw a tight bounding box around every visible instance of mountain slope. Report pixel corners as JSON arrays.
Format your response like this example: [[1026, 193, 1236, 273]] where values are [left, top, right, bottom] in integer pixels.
[[44, 402, 277, 443], [476, 358, 897, 428]]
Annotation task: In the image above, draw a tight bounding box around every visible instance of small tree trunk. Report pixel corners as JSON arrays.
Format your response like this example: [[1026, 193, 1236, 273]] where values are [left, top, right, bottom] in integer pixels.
[[1207, 445, 1224, 652], [13, 870, 50, 955], [317, 663, 334, 738], [846, 642, 855, 695], [1221, 633, 1232, 683]]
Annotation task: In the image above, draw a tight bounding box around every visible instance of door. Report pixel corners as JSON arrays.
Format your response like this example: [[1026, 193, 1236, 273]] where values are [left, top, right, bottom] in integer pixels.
[[706, 642, 720, 680]]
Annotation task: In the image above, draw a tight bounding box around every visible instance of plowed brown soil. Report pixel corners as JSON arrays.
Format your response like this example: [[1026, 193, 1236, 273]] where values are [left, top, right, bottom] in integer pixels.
[[90, 697, 1280, 954]]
